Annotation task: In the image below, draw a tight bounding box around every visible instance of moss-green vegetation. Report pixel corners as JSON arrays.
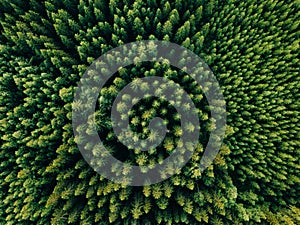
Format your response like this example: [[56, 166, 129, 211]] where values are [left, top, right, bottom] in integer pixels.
[[0, 0, 299, 224]]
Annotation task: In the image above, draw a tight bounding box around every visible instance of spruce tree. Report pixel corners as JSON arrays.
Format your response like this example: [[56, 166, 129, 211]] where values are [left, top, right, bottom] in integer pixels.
[[0, 0, 299, 224]]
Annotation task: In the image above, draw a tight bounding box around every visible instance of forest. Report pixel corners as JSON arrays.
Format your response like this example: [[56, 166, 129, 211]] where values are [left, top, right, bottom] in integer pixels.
[[0, 0, 299, 224]]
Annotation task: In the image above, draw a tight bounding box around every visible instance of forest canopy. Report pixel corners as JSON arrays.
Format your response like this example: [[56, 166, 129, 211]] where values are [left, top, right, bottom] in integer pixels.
[[0, 0, 299, 224]]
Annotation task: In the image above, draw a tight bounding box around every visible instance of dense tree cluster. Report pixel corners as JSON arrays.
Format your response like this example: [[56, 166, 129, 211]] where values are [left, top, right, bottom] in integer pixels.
[[0, 0, 299, 224]]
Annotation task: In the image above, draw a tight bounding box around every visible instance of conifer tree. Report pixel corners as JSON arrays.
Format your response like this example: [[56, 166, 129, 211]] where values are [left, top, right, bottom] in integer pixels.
[[0, 0, 299, 224]]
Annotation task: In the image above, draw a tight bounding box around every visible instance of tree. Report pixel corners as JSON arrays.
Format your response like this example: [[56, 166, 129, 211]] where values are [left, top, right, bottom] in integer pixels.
[[162, 20, 173, 36], [0, 0, 299, 224]]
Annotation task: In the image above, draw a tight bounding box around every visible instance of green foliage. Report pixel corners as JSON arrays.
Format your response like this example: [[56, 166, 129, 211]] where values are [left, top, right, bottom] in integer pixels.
[[0, 0, 299, 224]]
